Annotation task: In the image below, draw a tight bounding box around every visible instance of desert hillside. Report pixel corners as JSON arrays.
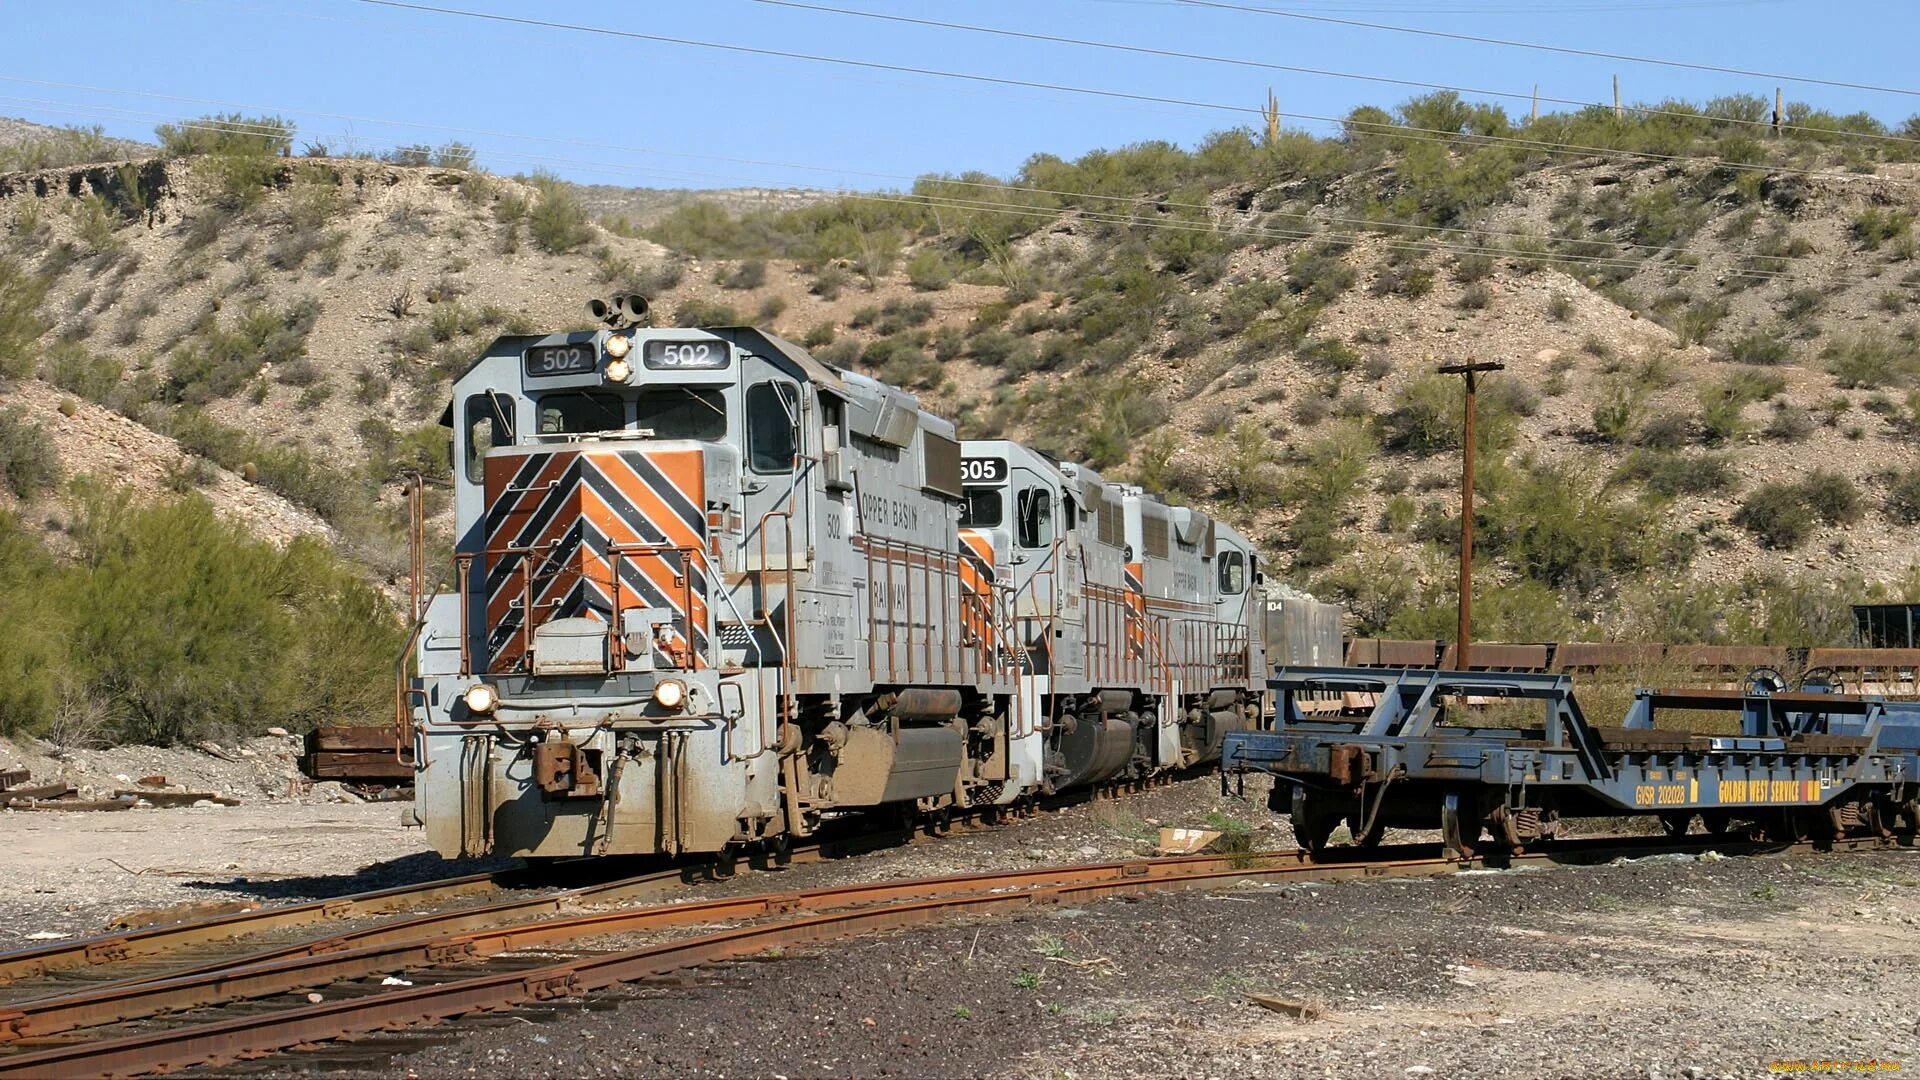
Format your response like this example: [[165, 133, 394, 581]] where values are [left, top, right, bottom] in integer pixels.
[[2, 98, 1919, 668]]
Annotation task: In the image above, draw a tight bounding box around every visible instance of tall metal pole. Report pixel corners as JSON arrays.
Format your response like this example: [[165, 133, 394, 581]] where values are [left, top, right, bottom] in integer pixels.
[[1438, 361, 1504, 671]]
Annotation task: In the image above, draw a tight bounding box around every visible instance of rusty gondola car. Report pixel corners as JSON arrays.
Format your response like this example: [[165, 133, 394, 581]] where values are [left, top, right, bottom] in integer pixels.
[[401, 299, 1267, 860]]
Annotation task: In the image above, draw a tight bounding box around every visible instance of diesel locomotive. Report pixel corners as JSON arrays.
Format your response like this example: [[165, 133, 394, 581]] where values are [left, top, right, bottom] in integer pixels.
[[403, 299, 1267, 860]]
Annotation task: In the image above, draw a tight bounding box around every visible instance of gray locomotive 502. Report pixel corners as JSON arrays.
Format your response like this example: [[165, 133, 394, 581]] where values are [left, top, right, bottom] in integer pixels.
[[405, 298, 1266, 860]]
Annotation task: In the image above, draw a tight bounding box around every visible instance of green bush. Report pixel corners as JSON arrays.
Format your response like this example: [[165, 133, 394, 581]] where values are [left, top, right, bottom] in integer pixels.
[[1615, 450, 1737, 498], [167, 298, 323, 403], [672, 299, 741, 328], [1853, 207, 1916, 250], [527, 174, 592, 254], [1886, 470, 1920, 524], [0, 486, 406, 744], [906, 248, 956, 290], [1725, 330, 1792, 366], [1824, 333, 1920, 388], [0, 406, 61, 498], [39, 339, 123, 403], [1800, 469, 1863, 525], [1286, 246, 1356, 303], [1733, 483, 1813, 548], [0, 254, 50, 378], [0, 124, 116, 172], [1481, 459, 1676, 593]]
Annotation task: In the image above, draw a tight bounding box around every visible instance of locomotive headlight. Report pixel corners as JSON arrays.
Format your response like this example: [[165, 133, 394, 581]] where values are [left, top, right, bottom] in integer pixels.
[[462, 683, 499, 715], [652, 678, 687, 711], [604, 357, 633, 384], [603, 333, 632, 359]]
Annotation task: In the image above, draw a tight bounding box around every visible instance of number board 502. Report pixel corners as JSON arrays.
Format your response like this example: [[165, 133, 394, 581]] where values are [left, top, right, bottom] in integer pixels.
[[643, 339, 731, 371]]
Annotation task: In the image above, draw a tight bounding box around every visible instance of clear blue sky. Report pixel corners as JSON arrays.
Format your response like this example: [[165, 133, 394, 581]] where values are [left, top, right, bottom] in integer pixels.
[[3, 0, 1916, 192]]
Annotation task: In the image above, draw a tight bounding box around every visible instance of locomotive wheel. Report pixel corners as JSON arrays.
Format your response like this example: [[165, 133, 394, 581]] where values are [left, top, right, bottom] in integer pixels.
[[1288, 786, 1341, 855]]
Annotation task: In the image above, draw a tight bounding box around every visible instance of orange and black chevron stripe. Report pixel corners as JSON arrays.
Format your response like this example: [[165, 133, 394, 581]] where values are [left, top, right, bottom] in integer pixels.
[[481, 447, 709, 674], [957, 529, 997, 657]]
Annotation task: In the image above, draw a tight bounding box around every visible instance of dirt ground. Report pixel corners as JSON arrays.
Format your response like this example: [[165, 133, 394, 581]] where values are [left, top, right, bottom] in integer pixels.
[[5, 772, 1917, 1079], [371, 848, 1920, 1080]]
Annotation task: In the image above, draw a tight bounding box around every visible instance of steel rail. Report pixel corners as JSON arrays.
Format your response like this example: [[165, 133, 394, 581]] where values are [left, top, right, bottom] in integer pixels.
[[0, 871, 515, 986], [0, 849, 1316, 1048], [0, 833, 1849, 1078]]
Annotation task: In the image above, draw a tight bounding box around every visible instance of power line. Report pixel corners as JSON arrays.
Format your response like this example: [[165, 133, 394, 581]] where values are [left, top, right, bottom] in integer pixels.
[[1173, 0, 1920, 100], [341, 0, 1916, 189], [12, 92, 1919, 296], [753, 0, 1920, 151]]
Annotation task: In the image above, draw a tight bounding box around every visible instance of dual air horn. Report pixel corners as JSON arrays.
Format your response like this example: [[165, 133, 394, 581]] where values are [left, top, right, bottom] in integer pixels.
[[587, 294, 651, 327]]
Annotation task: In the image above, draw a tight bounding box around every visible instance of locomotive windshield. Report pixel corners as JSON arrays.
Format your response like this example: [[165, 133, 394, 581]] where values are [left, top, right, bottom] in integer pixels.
[[636, 386, 727, 440], [528, 388, 729, 440], [537, 391, 624, 434]]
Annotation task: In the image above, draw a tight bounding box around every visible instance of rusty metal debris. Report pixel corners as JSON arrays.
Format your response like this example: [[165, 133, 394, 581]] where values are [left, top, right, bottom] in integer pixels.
[[1247, 993, 1323, 1020]]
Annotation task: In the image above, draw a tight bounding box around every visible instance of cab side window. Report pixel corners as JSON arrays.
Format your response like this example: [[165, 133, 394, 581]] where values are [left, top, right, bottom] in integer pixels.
[[1017, 487, 1054, 549], [746, 382, 799, 473], [1218, 550, 1247, 595], [464, 394, 512, 483]]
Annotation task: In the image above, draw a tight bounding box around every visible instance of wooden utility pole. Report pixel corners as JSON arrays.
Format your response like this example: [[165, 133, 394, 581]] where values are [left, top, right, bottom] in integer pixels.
[[1530, 84, 1539, 124], [1773, 87, 1784, 137], [1438, 361, 1506, 671]]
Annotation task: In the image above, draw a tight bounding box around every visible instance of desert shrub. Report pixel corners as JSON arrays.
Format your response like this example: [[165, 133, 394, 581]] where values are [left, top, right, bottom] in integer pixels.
[[1734, 484, 1811, 548], [1824, 333, 1920, 388], [360, 418, 452, 483], [1615, 450, 1736, 497], [673, 299, 741, 327], [1452, 253, 1494, 283], [1732, 472, 1859, 547], [40, 339, 122, 402], [1385, 373, 1526, 456], [0, 254, 50, 378], [721, 259, 767, 290], [156, 114, 293, 209], [1297, 337, 1361, 374], [1481, 460, 1676, 592], [1371, 264, 1434, 298], [1853, 206, 1916, 250], [167, 297, 322, 403], [527, 174, 592, 254], [1763, 403, 1815, 442], [1725, 329, 1792, 366], [861, 334, 938, 389], [1592, 378, 1649, 444], [1547, 293, 1574, 321], [906, 248, 956, 290], [38, 487, 405, 744], [1885, 469, 1920, 524], [874, 298, 935, 333], [0, 124, 116, 172], [1697, 369, 1785, 443], [0, 406, 60, 498], [1800, 469, 1863, 525], [1457, 282, 1493, 310], [1286, 246, 1356, 303]]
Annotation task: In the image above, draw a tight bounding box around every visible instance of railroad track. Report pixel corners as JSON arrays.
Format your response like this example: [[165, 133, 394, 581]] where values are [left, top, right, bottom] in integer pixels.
[[0, 831, 1876, 1079]]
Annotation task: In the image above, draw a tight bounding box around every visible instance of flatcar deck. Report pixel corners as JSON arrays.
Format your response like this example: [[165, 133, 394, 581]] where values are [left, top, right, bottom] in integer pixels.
[[1224, 666, 1920, 858]]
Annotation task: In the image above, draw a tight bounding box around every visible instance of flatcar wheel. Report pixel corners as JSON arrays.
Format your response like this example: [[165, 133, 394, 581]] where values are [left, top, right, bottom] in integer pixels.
[[1659, 812, 1693, 838], [1289, 786, 1340, 855]]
